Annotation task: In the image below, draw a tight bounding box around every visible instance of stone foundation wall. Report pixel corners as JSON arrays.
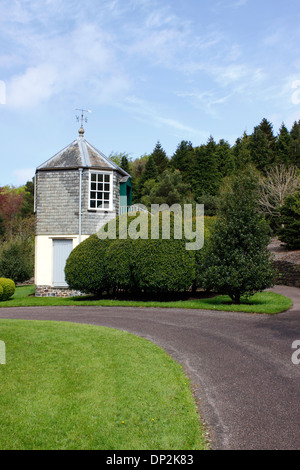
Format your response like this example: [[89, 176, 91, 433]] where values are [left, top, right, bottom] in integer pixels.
[[273, 261, 300, 288], [35, 285, 82, 297]]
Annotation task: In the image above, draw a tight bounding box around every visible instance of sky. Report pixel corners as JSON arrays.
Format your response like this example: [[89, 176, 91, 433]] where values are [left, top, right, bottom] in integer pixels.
[[0, 0, 300, 186]]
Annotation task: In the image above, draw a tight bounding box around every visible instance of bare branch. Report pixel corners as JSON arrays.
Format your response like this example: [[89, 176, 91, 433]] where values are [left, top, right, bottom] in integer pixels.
[[258, 165, 299, 216]]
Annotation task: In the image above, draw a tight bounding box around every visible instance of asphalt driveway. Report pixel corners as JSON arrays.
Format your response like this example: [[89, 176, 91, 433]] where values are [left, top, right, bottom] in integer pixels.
[[0, 285, 300, 450]]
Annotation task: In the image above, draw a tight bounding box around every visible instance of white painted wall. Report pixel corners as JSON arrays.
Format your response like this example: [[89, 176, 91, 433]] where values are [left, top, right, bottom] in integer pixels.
[[35, 235, 89, 286]]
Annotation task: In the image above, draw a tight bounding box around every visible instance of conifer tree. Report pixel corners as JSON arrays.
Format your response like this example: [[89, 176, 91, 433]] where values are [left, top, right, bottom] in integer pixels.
[[136, 156, 158, 201], [249, 118, 276, 171], [290, 120, 300, 167], [232, 132, 252, 170], [151, 141, 169, 173], [198, 167, 274, 304], [215, 139, 235, 177], [194, 137, 221, 197], [171, 140, 195, 184], [276, 123, 292, 165], [120, 155, 130, 174], [278, 191, 300, 249]]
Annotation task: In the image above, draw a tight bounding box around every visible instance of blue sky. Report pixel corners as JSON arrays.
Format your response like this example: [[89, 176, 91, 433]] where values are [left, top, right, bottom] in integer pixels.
[[0, 0, 300, 186]]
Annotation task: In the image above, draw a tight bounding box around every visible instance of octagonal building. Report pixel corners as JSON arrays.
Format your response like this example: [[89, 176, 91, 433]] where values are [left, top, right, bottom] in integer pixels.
[[34, 127, 132, 296]]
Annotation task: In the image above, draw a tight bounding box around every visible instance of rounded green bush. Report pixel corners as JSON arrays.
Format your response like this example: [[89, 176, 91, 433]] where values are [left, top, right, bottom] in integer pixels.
[[64, 235, 111, 295], [105, 239, 135, 292], [100, 212, 198, 294], [0, 284, 3, 301], [69, 211, 213, 296], [132, 239, 195, 294], [0, 278, 16, 301]]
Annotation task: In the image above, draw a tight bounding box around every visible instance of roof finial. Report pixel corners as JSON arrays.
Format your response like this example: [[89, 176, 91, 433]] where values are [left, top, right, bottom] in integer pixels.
[[75, 108, 92, 136]]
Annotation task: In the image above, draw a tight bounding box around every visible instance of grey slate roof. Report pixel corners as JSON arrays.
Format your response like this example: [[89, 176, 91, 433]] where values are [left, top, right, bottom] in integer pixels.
[[37, 132, 130, 177]]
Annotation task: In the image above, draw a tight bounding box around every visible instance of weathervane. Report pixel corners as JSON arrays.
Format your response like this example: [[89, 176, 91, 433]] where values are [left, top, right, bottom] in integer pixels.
[[75, 108, 92, 133]]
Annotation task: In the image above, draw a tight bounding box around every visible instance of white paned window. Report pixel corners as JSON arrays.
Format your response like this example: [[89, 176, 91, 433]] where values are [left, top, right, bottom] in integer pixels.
[[89, 171, 113, 211]]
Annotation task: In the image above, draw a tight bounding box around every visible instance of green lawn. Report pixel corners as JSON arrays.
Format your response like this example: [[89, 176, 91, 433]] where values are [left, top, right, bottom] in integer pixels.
[[0, 285, 293, 314], [0, 320, 207, 450]]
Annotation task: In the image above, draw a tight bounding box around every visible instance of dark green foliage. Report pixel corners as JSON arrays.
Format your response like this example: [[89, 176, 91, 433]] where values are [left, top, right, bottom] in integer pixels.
[[151, 141, 169, 173], [196, 194, 219, 216], [194, 140, 221, 197], [142, 155, 158, 181], [131, 119, 298, 208], [249, 118, 276, 171], [278, 191, 300, 249], [140, 169, 192, 208], [19, 180, 35, 219], [65, 235, 111, 295], [131, 239, 195, 294], [66, 211, 207, 296], [0, 239, 34, 283], [215, 139, 235, 177], [232, 133, 252, 170], [105, 239, 135, 292], [136, 156, 158, 201], [290, 120, 300, 167], [120, 155, 130, 174], [276, 124, 292, 166], [105, 237, 195, 295], [171, 141, 195, 185], [197, 169, 274, 304], [0, 278, 16, 301]]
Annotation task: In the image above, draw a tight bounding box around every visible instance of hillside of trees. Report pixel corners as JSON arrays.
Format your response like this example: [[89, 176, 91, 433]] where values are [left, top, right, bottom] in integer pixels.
[[120, 118, 299, 210]]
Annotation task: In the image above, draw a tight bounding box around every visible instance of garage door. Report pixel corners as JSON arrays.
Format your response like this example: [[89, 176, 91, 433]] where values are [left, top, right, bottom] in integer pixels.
[[53, 239, 73, 287]]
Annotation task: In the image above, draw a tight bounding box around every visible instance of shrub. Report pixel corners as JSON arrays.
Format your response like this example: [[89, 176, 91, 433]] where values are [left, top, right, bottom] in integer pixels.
[[195, 217, 216, 288], [105, 239, 135, 292], [131, 239, 195, 294], [0, 239, 34, 283], [198, 169, 274, 304], [64, 235, 111, 295], [0, 278, 16, 301], [101, 211, 199, 295], [278, 191, 300, 249], [68, 210, 212, 297], [0, 284, 3, 301]]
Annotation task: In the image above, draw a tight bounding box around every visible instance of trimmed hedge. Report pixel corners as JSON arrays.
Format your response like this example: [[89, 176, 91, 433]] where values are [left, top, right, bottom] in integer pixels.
[[132, 239, 195, 294], [64, 235, 111, 295], [0, 285, 3, 301], [105, 238, 196, 294], [65, 213, 215, 296], [0, 278, 16, 301], [105, 239, 135, 292]]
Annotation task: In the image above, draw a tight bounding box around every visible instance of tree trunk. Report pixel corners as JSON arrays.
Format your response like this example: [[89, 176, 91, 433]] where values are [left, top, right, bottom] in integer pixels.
[[231, 293, 241, 304]]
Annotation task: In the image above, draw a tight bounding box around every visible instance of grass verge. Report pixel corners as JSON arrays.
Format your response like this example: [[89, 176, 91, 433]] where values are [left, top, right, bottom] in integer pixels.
[[0, 319, 207, 450], [0, 286, 293, 314]]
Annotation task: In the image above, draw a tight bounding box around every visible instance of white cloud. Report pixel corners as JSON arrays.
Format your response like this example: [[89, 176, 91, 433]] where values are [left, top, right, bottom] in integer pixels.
[[8, 64, 57, 108], [5, 22, 131, 109], [122, 95, 207, 139], [176, 90, 233, 118], [214, 0, 248, 9], [231, 0, 248, 7]]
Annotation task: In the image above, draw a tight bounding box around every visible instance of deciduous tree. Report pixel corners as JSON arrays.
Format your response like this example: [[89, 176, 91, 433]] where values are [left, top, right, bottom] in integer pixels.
[[258, 165, 299, 221]]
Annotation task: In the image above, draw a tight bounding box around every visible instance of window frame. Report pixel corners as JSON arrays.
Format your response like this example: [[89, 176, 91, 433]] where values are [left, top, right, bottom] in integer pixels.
[[88, 170, 114, 212]]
